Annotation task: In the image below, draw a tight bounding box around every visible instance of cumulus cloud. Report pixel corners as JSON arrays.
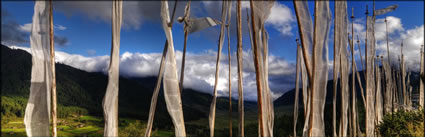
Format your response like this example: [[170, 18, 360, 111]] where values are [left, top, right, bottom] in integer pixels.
[[53, 1, 187, 30], [348, 16, 424, 72], [8, 45, 296, 101], [2, 10, 69, 46], [266, 3, 295, 36]]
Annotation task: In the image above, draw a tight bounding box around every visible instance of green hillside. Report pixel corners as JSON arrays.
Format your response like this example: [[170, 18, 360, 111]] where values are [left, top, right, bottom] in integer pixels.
[[0, 45, 261, 136]]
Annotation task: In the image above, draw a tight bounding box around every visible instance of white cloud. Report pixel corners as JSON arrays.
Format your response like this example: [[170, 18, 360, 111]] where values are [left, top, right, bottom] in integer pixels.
[[348, 16, 424, 72], [54, 25, 67, 30], [266, 2, 295, 36], [237, 1, 296, 36], [19, 23, 67, 32], [7, 45, 296, 101], [375, 16, 404, 41], [18, 23, 32, 32]]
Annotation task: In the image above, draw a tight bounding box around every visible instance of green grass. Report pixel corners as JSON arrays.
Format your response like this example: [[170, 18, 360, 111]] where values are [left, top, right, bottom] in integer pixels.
[[1, 112, 250, 137], [80, 116, 102, 122], [65, 126, 102, 135], [153, 130, 173, 137]]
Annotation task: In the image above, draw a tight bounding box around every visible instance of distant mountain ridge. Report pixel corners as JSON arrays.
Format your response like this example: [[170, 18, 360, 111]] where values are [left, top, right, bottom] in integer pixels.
[[0, 44, 258, 123], [2, 44, 420, 122]]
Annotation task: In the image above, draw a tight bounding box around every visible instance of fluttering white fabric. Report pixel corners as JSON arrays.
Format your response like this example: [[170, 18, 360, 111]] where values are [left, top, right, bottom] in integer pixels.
[[293, 1, 313, 136], [420, 45, 424, 107], [294, 1, 313, 79], [24, 1, 52, 136], [102, 1, 122, 136], [334, 1, 349, 136], [365, 15, 376, 137], [209, 1, 229, 137], [400, 44, 408, 107], [161, 1, 187, 136], [145, 42, 169, 137], [187, 17, 220, 34], [309, 1, 331, 136], [382, 60, 393, 113], [293, 44, 302, 137], [375, 59, 383, 123], [374, 5, 398, 16], [301, 51, 309, 116], [249, 1, 275, 136]]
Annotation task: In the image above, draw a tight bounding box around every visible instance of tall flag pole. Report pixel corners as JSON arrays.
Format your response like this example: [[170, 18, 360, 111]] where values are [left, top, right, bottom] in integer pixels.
[[161, 1, 187, 136], [332, 2, 342, 136], [179, 0, 191, 93], [102, 0, 122, 136], [145, 1, 179, 136], [249, 1, 275, 136], [225, 1, 233, 136], [249, 0, 265, 135], [236, 1, 244, 136], [350, 7, 358, 137], [24, 1, 52, 136], [49, 0, 57, 136], [294, 39, 301, 137], [209, 1, 229, 136], [309, 1, 331, 136], [420, 44, 424, 107]]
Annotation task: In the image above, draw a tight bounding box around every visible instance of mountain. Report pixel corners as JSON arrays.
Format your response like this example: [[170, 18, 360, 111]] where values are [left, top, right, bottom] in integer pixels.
[[0, 45, 259, 126], [273, 62, 422, 108]]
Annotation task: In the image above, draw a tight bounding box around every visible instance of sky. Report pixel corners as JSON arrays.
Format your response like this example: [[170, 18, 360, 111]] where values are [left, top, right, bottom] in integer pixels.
[[2, 1, 424, 101]]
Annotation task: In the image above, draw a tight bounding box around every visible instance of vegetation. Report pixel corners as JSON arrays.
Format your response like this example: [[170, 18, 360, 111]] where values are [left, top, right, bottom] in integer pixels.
[[376, 109, 424, 137], [1, 44, 423, 137]]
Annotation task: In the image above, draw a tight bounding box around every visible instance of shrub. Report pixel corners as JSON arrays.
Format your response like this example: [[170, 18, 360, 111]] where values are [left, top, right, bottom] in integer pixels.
[[376, 109, 424, 137], [119, 120, 145, 137]]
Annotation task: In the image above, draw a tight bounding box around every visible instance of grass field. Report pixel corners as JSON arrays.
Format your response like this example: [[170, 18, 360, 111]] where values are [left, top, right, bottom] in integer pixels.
[[1, 114, 240, 137], [1, 116, 105, 137]]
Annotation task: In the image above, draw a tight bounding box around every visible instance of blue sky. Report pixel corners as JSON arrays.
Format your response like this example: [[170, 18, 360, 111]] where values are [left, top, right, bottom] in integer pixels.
[[2, 1, 424, 100]]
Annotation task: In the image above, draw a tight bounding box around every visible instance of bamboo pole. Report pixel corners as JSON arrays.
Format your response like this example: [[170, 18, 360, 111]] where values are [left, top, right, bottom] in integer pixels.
[[225, 0, 232, 135], [236, 1, 244, 136], [49, 0, 57, 136], [249, 1, 264, 136], [385, 17, 391, 65], [293, 1, 313, 82], [356, 36, 365, 72], [364, 5, 369, 136], [144, 1, 178, 136], [401, 41, 407, 108], [179, 0, 191, 93], [350, 8, 357, 136], [209, 1, 229, 136], [332, 3, 339, 137], [308, 2, 319, 136], [294, 39, 301, 137], [355, 35, 367, 108], [420, 44, 424, 107]]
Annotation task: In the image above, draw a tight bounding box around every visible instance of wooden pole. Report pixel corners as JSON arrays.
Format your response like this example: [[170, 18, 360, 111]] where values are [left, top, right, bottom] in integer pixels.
[[308, 1, 319, 136], [236, 1, 244, 136], [364, 5, 369, 136], [144, 1, 178, 136], [226, 0, 232, 135], [350, 8, 357, 137], [332, 3, 338, 136], [179, 0, 190, 93], [293, 1, 313, 81], [49, 0, 57, 136], [249, 1, 264, 136]]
